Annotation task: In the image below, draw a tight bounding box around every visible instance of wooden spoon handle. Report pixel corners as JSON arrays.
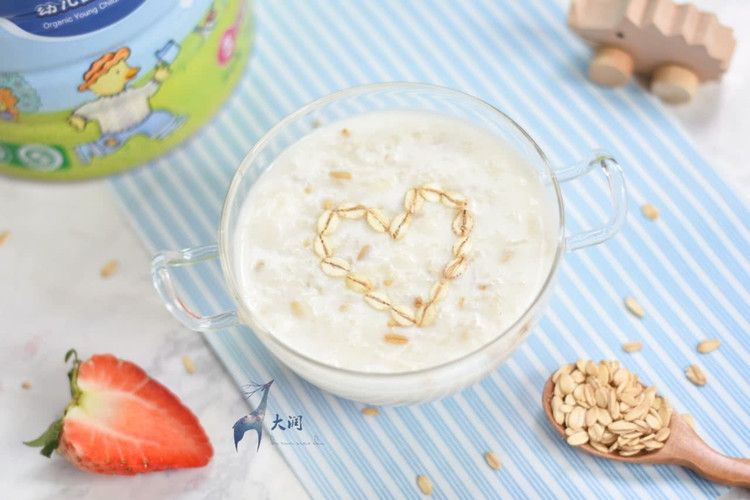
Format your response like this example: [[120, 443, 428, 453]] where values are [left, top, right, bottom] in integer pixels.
[[669, 417, 750, 488], [674, 450, 750, 488]]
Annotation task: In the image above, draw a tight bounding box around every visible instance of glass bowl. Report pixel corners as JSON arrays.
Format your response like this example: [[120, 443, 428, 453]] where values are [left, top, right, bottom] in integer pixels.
[[152, 83, 626, 405]]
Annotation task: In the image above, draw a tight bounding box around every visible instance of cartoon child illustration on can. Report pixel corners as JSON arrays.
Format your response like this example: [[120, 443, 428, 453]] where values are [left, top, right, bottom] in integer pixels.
[[0, 72, 41, 122], [194, 2, 218, 40], [69, 47, 186, 164], [0, 88, 19, 121]]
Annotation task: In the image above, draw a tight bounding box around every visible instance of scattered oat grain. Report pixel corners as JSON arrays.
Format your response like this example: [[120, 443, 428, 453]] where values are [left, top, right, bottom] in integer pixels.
[[685, 364, 707, 386], [697, 339, 720, 354], [384, 333, 409, 345], [622, 341, 643, 353], [303, 238, 312, 247], [458, 296, 466, 309], [304, 186, 313, 194], [416, 475, 433, 496], [21, 381, 31, 389], [357, 245, 371, 261], [383, 278, 394, 287], [361, 407, 380, 417], [290, 301, 305, 317], [182, 355, 196, 374], [100, 260, 119, 278], [340, 128, 351, 137], [0, 230, 10, 246], [683, 413, 695, 429], [339, 304, 349, 312], [329, 170, 352, 180], [484, 452, 501, 470], [478, 284, 489, 291], [642, 204, 659, 220], [624, 297, 645, 318]]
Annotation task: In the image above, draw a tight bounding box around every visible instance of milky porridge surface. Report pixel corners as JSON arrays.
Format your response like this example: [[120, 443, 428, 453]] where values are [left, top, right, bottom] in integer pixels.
[[234, 110, 558, 373]]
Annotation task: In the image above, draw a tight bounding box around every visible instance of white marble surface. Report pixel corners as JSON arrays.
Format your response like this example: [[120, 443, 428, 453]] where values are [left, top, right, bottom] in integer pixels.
[[0, 183, 308, 500], [0, 2, 748, 498]]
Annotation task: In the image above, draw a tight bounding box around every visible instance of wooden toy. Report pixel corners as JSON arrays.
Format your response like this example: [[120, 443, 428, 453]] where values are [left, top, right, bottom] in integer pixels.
[[568, 0, 736, 104]]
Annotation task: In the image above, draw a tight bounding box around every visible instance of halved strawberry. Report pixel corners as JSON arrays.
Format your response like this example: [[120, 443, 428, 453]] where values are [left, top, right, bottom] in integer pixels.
[[25, 350, 213, 475]]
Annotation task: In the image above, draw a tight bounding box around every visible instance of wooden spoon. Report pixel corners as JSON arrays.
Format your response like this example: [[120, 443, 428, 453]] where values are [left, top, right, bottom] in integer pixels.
[[542, 367, 750, 488]]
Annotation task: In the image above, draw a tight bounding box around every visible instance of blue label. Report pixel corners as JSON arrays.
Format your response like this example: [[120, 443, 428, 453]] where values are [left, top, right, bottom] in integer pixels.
[[0, 0, 147, 38]]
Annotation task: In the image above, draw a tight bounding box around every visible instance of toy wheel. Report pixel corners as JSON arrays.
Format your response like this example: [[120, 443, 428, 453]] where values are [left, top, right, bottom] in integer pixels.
[[650, 64, 699, 104], [588, 46, 633, 87]]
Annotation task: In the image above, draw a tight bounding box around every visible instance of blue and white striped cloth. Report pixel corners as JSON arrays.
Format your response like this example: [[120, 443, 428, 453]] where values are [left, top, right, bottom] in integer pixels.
[[111, 1, 749, 497]]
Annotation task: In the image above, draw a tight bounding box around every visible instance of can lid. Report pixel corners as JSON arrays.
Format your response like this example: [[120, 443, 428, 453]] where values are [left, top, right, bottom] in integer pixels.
[[0, 0, 148, 39], [0, 0, 187, 73]]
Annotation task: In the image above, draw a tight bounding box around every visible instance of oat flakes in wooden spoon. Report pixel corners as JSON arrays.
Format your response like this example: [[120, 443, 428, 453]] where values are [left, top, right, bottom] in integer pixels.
[[542, 361, 750, 488]]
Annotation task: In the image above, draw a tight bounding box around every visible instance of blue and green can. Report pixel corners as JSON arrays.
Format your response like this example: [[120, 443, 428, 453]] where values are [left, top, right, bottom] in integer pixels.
[[0, 0, 252, 180]]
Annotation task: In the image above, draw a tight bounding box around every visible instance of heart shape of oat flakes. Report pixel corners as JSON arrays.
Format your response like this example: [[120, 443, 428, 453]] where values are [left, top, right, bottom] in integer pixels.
[[312, 184, 475, 329]]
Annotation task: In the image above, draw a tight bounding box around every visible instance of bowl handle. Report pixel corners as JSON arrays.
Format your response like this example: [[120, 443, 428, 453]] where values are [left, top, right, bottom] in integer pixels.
[[553, 149, 627, 252], [151, 244, 238, 331]]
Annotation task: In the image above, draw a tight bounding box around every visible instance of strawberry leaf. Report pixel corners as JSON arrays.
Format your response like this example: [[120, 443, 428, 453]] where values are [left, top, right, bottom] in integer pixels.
[[25, 349, 82, 457], [64, 349, 78, 363], [24, 419, 63, 457], [64, 348, 82, 400]]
